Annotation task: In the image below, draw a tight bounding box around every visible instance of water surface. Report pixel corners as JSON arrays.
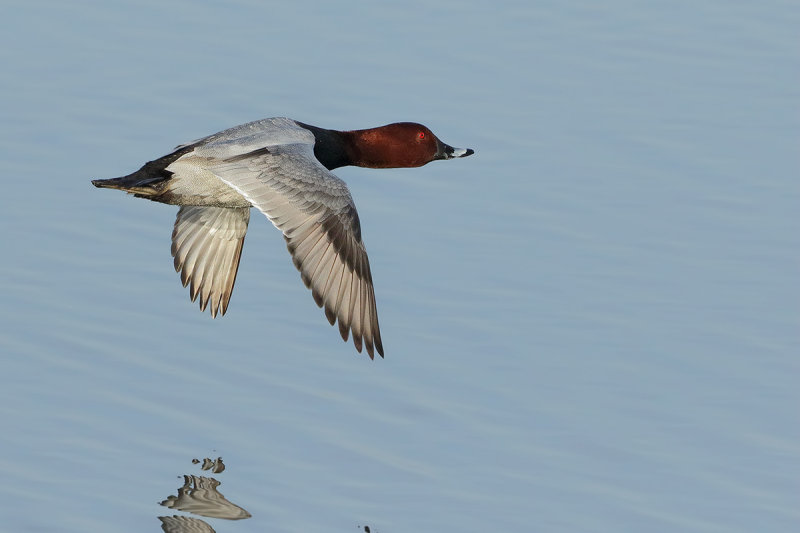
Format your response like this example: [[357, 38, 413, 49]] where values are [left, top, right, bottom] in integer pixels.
[[1, 1, 797, 531]]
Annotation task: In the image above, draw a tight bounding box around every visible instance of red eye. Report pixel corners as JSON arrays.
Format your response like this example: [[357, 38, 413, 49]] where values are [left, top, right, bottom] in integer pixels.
[[417, 131, 425, 140]]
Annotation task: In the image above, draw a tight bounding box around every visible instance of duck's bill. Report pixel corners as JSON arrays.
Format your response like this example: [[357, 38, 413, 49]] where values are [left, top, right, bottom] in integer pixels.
[[436, 141, 475, 160]]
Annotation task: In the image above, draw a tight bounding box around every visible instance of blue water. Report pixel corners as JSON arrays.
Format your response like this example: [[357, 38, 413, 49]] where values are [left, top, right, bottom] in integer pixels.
[[1, 1, 797, 531]]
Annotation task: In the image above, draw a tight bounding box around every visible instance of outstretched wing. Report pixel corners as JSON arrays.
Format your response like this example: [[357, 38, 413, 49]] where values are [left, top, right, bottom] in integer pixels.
[[197, 142, 383, 358], [171, 206, 250, 318]]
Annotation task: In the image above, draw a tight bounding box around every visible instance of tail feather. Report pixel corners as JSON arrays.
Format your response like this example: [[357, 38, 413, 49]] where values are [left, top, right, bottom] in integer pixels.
[[91, 174, 168, 195], [91, 142, 198, 196]]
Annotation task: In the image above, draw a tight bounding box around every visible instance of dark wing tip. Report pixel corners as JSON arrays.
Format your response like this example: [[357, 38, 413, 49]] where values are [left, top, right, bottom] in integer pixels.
[[365, 339, 376, 360], [324, 305, 336, 325], [311, 288, 324, 307], [353, 333, 363, 353], [338, 320, 350, 342]]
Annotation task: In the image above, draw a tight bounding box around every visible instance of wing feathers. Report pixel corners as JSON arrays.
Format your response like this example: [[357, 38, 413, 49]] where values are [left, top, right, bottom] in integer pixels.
[[171, 206, 250, 318], [202, 142, 384, 357]]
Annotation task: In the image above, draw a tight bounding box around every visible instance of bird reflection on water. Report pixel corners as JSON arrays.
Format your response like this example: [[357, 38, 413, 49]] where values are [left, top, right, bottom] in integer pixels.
[[158, 457, 249, 532], [156, 456, 379, 532]]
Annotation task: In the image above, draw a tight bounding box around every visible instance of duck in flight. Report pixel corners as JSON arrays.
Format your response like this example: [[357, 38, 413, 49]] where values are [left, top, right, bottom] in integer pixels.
[[92, 117, 474, 359]]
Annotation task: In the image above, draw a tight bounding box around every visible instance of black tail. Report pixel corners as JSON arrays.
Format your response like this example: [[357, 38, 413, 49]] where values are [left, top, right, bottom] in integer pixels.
[[91, 142, 198, 196], [91, 174, 168, 195]]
